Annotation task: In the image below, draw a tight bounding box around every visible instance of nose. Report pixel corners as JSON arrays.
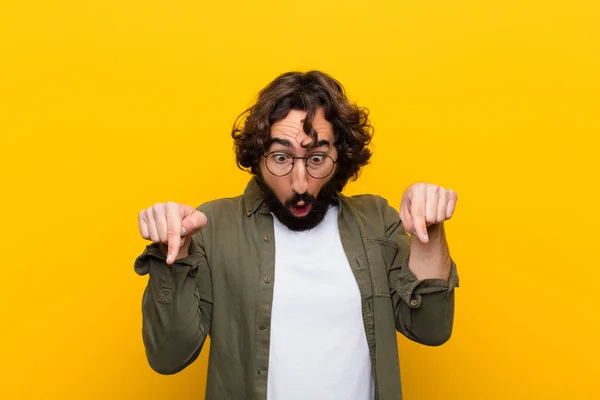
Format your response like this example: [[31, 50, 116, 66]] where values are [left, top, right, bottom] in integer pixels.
[[290, 160, 308, 195]]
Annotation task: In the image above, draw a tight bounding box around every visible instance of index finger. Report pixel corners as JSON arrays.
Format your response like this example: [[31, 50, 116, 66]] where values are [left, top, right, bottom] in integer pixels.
[[410, 185, 429, 243], [166, 202, 182, 264]]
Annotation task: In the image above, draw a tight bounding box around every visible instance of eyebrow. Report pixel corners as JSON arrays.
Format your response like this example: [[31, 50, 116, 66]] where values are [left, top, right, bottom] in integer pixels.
[[269, 138, 331, 149]]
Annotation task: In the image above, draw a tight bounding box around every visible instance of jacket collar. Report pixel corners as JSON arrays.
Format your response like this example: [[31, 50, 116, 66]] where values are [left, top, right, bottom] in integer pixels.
[[244, 177, 266, 216]]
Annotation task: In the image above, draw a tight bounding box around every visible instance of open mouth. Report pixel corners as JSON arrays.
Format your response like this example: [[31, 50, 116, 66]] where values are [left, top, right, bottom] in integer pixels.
[[290, 203, 312, 217]]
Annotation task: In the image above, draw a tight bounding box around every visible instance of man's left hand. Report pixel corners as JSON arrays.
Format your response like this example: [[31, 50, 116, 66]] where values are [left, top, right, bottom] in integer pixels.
[[399, 182, 458, 244]]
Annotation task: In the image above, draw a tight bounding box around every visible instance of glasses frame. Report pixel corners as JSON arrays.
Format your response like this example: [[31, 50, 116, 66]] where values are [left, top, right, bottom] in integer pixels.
[[262, 151, 337, 179]]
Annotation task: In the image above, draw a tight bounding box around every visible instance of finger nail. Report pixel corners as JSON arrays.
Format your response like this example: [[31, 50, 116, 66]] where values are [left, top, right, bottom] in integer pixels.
[[181, 227, 188, 235], [167, 254, 174, 264], [422, 234, 428, 241]]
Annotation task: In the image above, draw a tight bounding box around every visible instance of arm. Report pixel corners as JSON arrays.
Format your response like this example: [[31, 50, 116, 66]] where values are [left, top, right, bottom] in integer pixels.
[[135, 203, 213, 374], [386, 184, 460, 346], [135, 234, 213, 374], [409, 223, 451, 281]]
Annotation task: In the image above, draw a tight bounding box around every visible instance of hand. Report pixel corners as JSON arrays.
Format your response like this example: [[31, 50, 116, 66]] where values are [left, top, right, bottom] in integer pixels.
[[399, 183, 457, 243], [138, 202, 207, 264]]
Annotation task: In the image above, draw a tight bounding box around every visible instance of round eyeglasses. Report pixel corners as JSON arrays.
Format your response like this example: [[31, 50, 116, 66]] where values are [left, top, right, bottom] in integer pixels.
[[262, 152, 337, 179]]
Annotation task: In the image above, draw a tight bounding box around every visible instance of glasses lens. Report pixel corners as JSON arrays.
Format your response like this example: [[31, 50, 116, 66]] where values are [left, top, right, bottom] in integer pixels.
[[266, 153, 293, 176], [306, 155, 334, 179]]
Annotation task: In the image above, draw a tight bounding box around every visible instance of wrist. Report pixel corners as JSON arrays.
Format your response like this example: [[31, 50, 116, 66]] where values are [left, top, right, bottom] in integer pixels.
[[426, 223, 444, 239]]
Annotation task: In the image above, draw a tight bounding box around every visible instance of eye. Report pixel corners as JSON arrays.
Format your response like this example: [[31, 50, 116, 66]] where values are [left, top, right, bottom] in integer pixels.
[[308, 154, 326, 165], [271, 153, 292, 163]]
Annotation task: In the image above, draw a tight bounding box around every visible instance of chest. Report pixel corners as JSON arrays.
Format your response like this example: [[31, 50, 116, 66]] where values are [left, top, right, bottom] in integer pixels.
[[271, 215, 362, 318], [206, 207, 395, 318]]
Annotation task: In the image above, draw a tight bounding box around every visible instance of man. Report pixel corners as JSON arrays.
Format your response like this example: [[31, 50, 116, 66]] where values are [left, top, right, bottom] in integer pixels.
[[135, 70, 459, 400]]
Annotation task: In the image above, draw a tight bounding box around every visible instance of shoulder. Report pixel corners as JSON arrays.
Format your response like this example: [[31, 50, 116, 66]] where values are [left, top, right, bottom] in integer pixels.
[[339, 193, 401, 236], [340, 194, 400, 232], [192, 195, 247, 248], [196, 194, 246, 219], [340, 193, 397, 217]]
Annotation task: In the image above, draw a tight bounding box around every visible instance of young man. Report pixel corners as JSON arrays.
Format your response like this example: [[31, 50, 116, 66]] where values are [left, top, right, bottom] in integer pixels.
[[135, 71, 459, 400]]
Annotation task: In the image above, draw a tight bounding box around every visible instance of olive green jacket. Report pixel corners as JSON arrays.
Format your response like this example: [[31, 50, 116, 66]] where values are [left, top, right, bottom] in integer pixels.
[[135, 178, 459, 400]]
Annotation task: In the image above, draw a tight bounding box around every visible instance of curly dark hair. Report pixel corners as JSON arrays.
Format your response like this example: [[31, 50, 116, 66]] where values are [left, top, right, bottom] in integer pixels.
[[231, 70, 373, 192]]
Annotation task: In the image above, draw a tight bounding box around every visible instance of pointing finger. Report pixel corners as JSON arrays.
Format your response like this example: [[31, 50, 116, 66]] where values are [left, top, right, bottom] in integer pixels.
[[166, 202, 182, 264], [410, 184, 429, 243]]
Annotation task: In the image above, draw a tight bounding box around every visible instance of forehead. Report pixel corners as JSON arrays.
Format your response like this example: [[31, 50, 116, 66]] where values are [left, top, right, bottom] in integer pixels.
[[270, 108, 334, 146]]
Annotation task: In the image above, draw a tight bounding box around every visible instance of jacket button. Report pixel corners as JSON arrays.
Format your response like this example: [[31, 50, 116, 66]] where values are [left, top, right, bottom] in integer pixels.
[[259, 323, 267, 330], [409, 299, 418, 307], [264, 276, 272, 283], [264, 235, 271, 242]]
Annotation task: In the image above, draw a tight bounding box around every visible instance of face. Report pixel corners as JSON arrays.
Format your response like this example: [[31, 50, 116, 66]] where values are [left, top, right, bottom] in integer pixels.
[[258, 108, 338, 231]]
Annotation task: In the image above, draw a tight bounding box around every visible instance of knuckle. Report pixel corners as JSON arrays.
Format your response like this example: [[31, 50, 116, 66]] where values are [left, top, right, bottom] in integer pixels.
[[166, 228, 179, 238]]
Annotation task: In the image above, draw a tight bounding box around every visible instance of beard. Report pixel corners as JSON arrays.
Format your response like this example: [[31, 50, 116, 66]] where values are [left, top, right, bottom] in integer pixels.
[[256, 173, 338, 232]]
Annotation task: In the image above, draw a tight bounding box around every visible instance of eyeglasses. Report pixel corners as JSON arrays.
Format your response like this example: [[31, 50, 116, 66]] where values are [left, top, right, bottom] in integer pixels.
[[262, 151, 337, 179]]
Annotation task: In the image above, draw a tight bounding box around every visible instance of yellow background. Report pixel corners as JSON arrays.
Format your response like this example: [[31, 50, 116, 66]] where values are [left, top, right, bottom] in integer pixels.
[[1, 0, 598, 398]]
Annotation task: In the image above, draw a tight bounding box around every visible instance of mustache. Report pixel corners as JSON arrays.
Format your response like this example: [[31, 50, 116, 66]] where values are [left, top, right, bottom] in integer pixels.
[[285, 193, 316, 208]]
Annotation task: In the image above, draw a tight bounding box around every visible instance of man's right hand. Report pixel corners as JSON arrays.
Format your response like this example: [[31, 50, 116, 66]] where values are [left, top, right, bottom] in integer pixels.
[[138, 202, 207, 264]]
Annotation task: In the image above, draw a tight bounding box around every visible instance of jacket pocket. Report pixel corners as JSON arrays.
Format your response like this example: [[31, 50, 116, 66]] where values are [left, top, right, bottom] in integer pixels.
[[365, 237, 398, 298]]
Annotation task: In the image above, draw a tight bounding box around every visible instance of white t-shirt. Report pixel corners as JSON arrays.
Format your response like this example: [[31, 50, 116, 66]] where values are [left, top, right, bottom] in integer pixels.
[[266, 205, 375, 400]]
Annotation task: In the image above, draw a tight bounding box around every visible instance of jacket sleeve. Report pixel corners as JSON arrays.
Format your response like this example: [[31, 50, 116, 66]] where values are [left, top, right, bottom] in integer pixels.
[[134, 230, 213, 374], [382, 199, 460, 346]]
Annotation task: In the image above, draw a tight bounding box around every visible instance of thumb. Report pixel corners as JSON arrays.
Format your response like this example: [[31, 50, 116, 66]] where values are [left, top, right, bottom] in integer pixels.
[[400, 208, 414, 236], [180, 209, 207, 236]]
